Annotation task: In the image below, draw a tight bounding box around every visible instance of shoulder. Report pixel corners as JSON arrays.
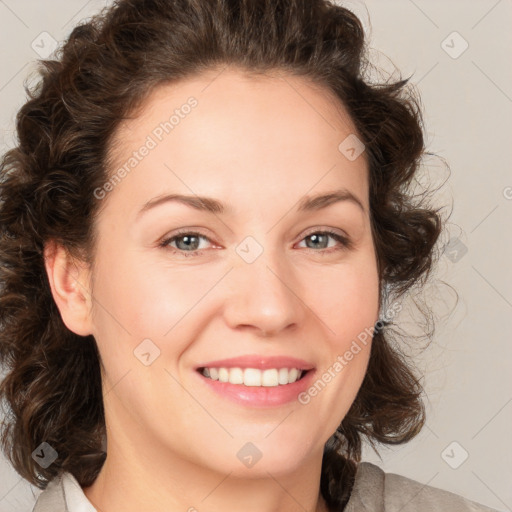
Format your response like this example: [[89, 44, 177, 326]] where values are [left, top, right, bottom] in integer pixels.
[[345, 461, 500, 512], [32, 471, 96, 512]]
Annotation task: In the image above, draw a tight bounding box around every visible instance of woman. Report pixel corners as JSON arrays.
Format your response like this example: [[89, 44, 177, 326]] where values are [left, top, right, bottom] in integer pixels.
[[0, 0, 499, 511]]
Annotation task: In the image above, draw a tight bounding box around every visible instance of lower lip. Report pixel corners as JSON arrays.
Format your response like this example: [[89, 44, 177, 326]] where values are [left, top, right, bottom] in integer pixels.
[[194, 369, 316, 408]]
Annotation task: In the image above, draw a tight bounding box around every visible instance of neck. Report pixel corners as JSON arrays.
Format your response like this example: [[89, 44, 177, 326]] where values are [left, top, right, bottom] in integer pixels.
[[84, 452, 330, 512], [83, 429, 331, 512]]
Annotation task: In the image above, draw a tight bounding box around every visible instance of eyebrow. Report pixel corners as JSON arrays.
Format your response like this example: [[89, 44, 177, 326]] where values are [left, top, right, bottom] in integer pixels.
[[136, 188, 366, 219]]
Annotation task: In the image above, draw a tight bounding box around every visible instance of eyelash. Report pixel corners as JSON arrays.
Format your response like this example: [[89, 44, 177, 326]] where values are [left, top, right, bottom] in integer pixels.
[[158, 228, 353, 258]]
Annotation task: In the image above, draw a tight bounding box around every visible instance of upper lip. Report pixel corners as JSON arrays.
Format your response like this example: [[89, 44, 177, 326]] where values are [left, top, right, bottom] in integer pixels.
[[195, 355, 315, 371]]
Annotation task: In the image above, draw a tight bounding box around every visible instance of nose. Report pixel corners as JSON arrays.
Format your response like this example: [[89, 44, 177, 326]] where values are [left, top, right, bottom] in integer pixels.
[[222, 251, 303, 338]]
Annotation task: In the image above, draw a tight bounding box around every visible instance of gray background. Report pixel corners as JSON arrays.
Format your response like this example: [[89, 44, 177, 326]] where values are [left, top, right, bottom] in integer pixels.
[[0, 0, 510, 511]]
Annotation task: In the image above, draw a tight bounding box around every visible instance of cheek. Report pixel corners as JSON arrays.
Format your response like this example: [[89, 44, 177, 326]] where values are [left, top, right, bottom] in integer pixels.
[[307, 253, 379, 409], [91, 247, 199, 336], [307, 258, 380, 342]]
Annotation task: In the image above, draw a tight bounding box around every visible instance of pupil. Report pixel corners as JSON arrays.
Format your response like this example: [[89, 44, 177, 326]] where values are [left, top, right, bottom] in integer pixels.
[[179, 235, 198, 250], [309, 233, 326, 248]]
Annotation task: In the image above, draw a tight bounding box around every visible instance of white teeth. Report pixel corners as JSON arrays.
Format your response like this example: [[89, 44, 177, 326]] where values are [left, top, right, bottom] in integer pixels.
[[244, 368, 261, 386], [218, 368, 229, 383], [228, 367, 244, 384], [288, 368, 299, 382], [278, 367, 289, 385], [200, 367, 304, 387], [261, 369, 278, 387]]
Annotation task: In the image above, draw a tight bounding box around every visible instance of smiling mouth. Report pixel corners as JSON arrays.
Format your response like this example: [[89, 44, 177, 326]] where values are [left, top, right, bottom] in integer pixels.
[[196, 367, 310, 387]]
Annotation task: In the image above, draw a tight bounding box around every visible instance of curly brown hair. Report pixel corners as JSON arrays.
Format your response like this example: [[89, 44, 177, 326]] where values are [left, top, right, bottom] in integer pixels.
[[0, 0, 444, 510]]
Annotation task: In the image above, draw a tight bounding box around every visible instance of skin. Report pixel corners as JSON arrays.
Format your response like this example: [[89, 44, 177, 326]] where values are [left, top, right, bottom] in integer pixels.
[[44, 66, 380, 512]]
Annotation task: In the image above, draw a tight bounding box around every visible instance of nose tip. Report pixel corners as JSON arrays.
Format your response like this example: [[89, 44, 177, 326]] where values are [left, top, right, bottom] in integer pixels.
[[224, 258, 303, 339]]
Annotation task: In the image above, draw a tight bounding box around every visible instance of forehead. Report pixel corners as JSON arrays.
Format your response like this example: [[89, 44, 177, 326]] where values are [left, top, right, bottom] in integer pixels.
[[110, 66, 362, 159], [103, 67, 369, 219]]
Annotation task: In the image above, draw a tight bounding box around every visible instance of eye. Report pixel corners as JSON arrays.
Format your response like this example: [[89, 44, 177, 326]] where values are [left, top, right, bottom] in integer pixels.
[[159, 228, 352, 258], [159, 230, 212, 257], [297, 229, 353, 255]]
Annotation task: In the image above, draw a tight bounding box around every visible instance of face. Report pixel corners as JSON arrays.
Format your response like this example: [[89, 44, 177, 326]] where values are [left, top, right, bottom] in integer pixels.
[[75, 67, 380, 477]]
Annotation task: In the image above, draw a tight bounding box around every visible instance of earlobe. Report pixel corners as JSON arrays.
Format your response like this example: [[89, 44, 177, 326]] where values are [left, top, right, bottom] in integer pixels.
[[43, 240, 93, 337]]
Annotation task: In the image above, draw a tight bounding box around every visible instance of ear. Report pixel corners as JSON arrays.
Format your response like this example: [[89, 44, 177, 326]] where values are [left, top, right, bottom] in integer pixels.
[[43, 239, 94, 337]]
